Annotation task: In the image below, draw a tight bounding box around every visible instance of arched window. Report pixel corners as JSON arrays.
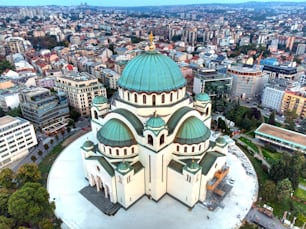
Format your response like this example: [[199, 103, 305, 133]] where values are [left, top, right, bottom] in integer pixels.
[[109, 148, 112, 155], [94, 110, 98, 119], [199, 145, 201, 151], [170, 93, 173, 102], [161, 94, 165, 103], [176, 145, 179, 152], [116, 149, 119, 156], [152, 95, 156, 106], [127, 92, 130, 101], [206, 108, 209, 116], [192, 146, 195, 152], [134, 94, 137, 103], [184, 146, 187, 153], [124, 149, 127, 155], [143, 95, 146, 104], [160, 134, 165, 145], [132, 147, 134, 154], [148, 134, 153, 145]]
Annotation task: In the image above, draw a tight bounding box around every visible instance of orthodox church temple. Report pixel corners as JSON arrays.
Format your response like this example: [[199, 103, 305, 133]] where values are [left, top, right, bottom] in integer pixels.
[[80, 38, 230, 209]]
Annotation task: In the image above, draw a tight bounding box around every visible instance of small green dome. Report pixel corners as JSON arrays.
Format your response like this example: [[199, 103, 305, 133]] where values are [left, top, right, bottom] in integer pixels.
[[216, 136, 226, 146], [175, 117, 211, 144], [97, 119, 135, 147], [117, 161, 131, 174], [82, 140, 94, 150], [195, 93, 211, 102], [118, 51, 186, 92], [93, 96, 107, 104], [146, 116, 165, 128]]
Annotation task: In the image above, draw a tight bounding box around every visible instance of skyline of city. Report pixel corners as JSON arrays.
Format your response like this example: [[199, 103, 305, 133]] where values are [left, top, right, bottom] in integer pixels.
[[2, 0, 306, 7]]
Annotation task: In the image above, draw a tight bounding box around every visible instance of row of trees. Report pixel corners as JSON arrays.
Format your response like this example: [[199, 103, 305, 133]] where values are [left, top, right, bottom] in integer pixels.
[[0, 164, 60, 228], [261, 153, 306, 226]]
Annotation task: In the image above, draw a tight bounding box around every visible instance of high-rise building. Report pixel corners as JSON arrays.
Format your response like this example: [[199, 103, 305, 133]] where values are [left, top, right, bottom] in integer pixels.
[[193, 68, 232, 98], [55, 72, 106, 116], [0, 115, 37, 168], [296, 44, 306, 55], [19, 88, 70, 135], [261, 86, 285, 112], [5, 37, 26, 54], [227, 66, 268, 99]]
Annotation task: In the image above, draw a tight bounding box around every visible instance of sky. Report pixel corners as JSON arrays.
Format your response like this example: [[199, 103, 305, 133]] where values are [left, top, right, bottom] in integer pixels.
[[1, 0, 306, 7]]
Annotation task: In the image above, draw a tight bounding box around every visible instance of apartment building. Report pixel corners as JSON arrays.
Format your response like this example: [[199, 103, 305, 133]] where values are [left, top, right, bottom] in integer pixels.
[[281, 90, 306, 118], [263, 65, 297, 81], [0, 115, 37, 168], [19, 88, 70, 135], [55, 72, 106, 116], [261, 86, 285, 112]]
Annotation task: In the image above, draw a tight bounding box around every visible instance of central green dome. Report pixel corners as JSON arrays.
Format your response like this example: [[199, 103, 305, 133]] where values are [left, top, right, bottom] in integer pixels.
[[175, 117, 211, 144], [118, 51, 186, 92]]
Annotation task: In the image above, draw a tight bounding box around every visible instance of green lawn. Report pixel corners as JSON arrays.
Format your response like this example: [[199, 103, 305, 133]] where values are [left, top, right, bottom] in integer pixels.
[[261, 148, 281, 164], [38, 144, 64, 186], [239, 136, 258, 153], [294, 188, 306, 201], [300, 178, 306, 187]]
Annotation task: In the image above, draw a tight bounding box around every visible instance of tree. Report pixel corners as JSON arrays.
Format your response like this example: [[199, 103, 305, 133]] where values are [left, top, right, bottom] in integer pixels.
[[0, 215, 14, 229], [69, 106, 81, 122], [276, 178, 293, 201], [37, 150, 43, 156], [16, 163, 41, 186], [261, 180, 276, 202], [0, 191, 11, 216], [0, 168, 15, 189], [44, 144, 49, 151], [30, 155, 37, 162], [8, 182, 55, 226], [0, 59, 14, 75], [298, 119, 306, 134], [267, 111, 275, 125], [50, 139, 54, 145]]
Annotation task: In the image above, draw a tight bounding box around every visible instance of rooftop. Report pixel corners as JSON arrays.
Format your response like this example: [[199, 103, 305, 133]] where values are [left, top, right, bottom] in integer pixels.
[[255, 123, 306, 148], [0, 115, 17, 127]]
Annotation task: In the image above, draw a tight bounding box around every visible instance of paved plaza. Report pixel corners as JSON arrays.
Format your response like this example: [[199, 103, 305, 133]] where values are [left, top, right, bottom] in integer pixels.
[[47, 132, 258, 229]]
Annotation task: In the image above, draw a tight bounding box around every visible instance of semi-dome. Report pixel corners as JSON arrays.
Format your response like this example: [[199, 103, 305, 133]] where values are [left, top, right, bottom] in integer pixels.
[[97, 119, 135, 147], [82, 140, 94, 151], [216, 136, 226, 146], [118, 51, 186, 92], [195, 93, 211, 102], [93, 96, 107, 104], [146, 115, 165, 128], [175, 117, 211, 144]]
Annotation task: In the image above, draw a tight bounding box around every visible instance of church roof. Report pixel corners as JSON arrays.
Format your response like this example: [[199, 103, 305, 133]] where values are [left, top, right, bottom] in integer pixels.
[[118, 51, 186, 92], [112, 109, 143, 135], [97, 119, 136, 147], [82, 140, 95, 150], [195, 93, 211, 102], [216, 136, 227, 146], [146, 115, 165, 128], [93, 96, 107, 104], [167, 106, 194, 134], [200, 151, 225, 175], [174, 117, 211, 144]]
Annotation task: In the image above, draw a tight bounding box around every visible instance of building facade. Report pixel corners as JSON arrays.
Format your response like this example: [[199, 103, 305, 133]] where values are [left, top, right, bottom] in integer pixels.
[[263, 65, 297, 81], [19, 87, 70, 135], [261, 86, 285, 112], [80, 50, 229, 209], [281, 90, 306, 118], [193, 68, 232, 98], [55, 72, 106, 116], [0, 115, 37, 168], [228, 66, 268, 99]]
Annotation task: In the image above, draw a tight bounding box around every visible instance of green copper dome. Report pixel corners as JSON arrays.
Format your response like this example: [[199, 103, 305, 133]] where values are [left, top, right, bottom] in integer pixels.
[[175, 117, 211, 144], [97, 119, 136, 147], [118, 51, 186, 92], [82, 140, 94, 150], [195, 93, 211, 102], [116, 161, 131, 174], [216, 136, 226, 146], [93, 96, 107, 104], [146, 116, 165, 128]]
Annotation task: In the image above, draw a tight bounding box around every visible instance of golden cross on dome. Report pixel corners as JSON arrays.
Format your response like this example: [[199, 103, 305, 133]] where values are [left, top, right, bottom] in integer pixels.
[[149, 31, 155, 51]]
